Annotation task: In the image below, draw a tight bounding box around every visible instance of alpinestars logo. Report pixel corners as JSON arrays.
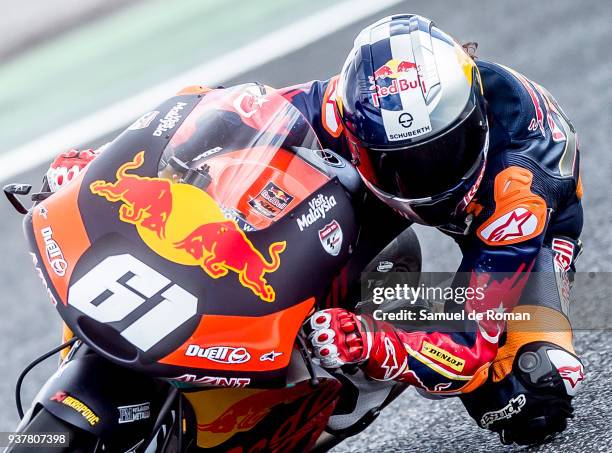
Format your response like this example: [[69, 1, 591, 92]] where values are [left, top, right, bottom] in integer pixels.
[[381, 337, 401, 380], [558, 365, 585, 389], [479, 207, 538, 243], [480, 394, 526, 429], [296, 194, 337, 231]]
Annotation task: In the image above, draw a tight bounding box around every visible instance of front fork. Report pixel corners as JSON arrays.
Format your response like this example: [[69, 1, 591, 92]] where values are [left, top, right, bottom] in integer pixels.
[[23, 342, 171, 452]]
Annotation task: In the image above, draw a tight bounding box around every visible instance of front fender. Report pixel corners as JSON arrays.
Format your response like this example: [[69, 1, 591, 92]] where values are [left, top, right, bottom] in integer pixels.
[[31, 345, 167, 442]]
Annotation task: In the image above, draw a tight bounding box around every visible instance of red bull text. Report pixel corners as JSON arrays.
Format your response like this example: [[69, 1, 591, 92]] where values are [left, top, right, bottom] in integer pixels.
[[369, 59, 426, 107]]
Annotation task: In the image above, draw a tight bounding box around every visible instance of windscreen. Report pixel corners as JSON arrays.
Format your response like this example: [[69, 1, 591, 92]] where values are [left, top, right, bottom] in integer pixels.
[[158, 84, 331, 230]]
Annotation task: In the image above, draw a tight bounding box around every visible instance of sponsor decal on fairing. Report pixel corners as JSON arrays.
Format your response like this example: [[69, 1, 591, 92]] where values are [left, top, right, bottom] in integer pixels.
[[128, 111, 159, 131], [40, 226, 68, 276], [37, 205, 48, 219], [190, 146, 223, 162], [222, 207, 256, 232], [296, 194, 337, 231], [172, 374, 251, 387], [248, 181, 294, 219], [118, 402, 151, 424], [185, 345, 251, 364], [153, 101, 187, 137], [50, 391, 100, 426], [233, 85, 268, 118], [30, 253, 58, 306], [318, 220, 343, 256], [259, 350, 283, 362]]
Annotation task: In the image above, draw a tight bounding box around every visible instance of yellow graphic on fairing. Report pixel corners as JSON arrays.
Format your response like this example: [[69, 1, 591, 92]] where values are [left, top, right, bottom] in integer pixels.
[[90, 152, 285, 302]]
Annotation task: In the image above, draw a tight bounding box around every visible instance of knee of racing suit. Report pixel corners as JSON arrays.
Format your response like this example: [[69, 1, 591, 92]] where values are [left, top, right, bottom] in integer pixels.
[[490, 235, 584, 389]]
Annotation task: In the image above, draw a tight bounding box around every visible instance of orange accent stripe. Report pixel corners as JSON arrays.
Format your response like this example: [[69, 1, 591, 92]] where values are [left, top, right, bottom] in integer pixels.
[[321, 76, 343, 138], [576, 173, 583, 199], [458, 362, 490, 394], [176, 85, 212, 95], [60, 322, 74, 360]]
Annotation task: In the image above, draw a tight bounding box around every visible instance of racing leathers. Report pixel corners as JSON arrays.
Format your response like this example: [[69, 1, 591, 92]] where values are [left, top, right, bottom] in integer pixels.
[[283, 60, 585, 444], [47, 60, 585, 445]]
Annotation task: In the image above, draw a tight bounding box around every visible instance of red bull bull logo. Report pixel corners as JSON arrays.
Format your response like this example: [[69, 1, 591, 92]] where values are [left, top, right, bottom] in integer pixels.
[[90, 152, 285, 302], [90, 151, 172, 238], [369, 58, 426, 107], [192, 385, 310, 442], [174, 221, 285, 302], [373, 59, 417, 80]]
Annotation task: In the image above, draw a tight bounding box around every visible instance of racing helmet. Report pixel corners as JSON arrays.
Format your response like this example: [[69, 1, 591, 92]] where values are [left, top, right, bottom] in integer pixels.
[[336, 14, 489, 227]]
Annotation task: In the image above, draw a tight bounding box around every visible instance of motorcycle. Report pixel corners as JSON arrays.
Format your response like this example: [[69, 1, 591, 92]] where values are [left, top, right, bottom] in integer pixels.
[[4, 83, 421, 452]]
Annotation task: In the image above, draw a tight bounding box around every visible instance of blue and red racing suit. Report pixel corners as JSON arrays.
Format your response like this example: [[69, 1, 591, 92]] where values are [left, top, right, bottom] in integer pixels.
[[281, 60, 585, 438]]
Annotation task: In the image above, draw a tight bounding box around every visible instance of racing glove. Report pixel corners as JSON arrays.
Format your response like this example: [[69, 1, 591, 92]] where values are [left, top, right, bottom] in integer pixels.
[[460, 305, 585, 445], [303, 308, 499, 386], [302, 308, 372, 369], [46, 148, 101, 192]]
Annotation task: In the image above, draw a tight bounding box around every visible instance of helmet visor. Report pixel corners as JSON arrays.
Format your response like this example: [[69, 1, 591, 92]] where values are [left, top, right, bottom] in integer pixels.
[[357, 94, 488, 200], [360, 124, 489, 226]]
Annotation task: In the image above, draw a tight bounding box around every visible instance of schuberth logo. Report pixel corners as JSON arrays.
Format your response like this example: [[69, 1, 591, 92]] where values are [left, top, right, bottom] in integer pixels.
[[398, 112, 414, 128]]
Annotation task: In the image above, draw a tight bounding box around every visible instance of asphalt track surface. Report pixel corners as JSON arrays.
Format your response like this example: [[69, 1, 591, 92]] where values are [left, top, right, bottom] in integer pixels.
[[1, 1, 610, 451]]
